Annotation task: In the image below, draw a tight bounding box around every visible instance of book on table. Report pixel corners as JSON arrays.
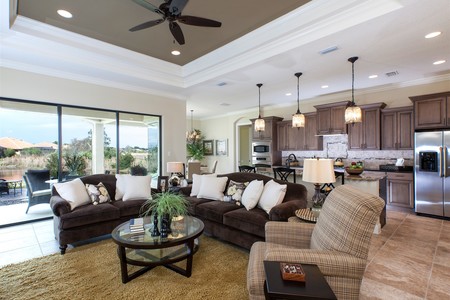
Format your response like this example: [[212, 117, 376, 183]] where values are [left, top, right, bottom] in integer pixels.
[[129, 217, 144, 229]]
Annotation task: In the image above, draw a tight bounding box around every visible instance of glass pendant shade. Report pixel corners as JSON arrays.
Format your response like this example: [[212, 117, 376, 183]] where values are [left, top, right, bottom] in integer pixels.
[[345, 105, 362, 124], [344, 56, 362, 124], [292, 112, 305, 127], [255, 117, 265, 132], [292, 72, 305, 128], [255, 83, 265, 132]]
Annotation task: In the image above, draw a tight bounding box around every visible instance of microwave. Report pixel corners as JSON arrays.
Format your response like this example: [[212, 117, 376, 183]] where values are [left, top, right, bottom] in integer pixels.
[[252, 142, 271, 156]]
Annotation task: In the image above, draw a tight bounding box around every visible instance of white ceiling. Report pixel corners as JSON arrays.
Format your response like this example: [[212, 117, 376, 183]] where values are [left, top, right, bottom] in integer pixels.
[[1, 0, 450, 118]]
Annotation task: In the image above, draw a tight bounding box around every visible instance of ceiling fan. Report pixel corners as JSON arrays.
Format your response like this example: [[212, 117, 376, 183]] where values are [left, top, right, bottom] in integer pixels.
[[129, 0, 222, 45]]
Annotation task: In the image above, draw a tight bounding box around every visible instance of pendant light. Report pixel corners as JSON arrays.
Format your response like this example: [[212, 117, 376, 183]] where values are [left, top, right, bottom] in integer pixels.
[[254, 83, 265, 132], [186, 109, 199, 141], [292, 72, 305, 128], [345, 56, 362, 124]]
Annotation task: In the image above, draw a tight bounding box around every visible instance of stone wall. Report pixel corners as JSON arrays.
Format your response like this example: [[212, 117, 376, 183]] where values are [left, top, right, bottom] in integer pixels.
[[282, 134, 413, 169]]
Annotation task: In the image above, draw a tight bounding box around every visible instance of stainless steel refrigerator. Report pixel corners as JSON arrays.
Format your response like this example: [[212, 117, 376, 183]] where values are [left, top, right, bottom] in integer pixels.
[[415, 131, 450, 217]]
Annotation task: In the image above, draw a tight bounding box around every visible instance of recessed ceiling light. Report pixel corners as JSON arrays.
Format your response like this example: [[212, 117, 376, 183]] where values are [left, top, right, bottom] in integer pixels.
[[425, 31, 441, 39], [321, 85, 329, 89], [433, 60, 446, 65], [171, 50, 181, 56], [369, 75, 378, 79], [285, 93, 292, 96], [57, 9, 73, 18]]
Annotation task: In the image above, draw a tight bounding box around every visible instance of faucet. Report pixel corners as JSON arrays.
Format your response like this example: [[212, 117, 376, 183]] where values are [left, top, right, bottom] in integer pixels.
[[285, 153, 297, 167]]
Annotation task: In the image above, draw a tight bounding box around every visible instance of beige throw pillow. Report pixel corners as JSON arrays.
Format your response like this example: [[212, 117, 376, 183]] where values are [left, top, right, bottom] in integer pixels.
[[190, 173, 217, 197], [197, 176, 228, 201], [54, 178, 91, 210], [241, 180, 264, 210], [258, 180, 287, 214]]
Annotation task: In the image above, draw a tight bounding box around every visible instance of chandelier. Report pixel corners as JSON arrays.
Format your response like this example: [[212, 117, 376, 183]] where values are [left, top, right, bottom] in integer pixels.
[[345, 56, 362, 124], [292, 72, 305, 128], [255, 83, 265, 132]]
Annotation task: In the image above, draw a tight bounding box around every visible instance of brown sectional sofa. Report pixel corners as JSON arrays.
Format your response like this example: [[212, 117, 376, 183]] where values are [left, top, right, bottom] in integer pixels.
[[50, 174, 147, 254], [179, 172, 308, 250]]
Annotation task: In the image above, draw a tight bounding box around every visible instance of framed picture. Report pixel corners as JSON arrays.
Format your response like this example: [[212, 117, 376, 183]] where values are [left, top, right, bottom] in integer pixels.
[[215, 139, 228, 156], [157, 176, 169, 192], [203, 140, 214, 156]]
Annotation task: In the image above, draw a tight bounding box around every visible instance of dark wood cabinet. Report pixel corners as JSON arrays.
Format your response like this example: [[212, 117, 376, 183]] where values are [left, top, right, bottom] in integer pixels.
[[410, 92, 450, 129], [381, 107, 413, 150], [304, 113, 323, 150], [348, 103, 386, 150], [251, 116, 283, 141], [314, 101, 350, 135], [387, 173, 414, 208]]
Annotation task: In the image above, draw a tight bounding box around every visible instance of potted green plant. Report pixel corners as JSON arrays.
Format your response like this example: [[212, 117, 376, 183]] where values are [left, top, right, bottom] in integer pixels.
[[186, 129, 205, 161], [140, 192, 189, 238]]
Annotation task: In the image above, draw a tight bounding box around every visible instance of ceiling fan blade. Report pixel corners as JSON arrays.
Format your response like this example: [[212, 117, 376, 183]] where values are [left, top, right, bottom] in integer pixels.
[[178, 16, 221, 27], [169, 21, 185, 45], [132, 0, 164, 15], [169, 0, 189, 15], [129, 19, 165, 32]]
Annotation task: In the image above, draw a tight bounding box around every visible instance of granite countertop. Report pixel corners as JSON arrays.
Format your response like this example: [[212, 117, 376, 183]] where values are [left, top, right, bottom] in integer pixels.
[[344, 171, 387, 181]]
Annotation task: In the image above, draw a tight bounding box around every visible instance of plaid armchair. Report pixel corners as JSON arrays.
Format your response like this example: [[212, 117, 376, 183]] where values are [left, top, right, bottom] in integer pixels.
[[247, 185, 385, 300]]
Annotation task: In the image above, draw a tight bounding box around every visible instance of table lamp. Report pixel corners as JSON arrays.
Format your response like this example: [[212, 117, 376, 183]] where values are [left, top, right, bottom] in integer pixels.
[[167, 162, 185, 186], [302, 158, 336, 208]]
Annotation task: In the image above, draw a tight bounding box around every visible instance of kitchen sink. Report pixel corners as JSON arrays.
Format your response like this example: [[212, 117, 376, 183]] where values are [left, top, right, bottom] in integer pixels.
[[379, 164, 413, 172]]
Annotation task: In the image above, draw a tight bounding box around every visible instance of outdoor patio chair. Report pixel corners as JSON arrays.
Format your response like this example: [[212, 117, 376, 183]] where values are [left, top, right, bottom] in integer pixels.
[[0, 179, 9, 196], [23, 169, 52, 213]]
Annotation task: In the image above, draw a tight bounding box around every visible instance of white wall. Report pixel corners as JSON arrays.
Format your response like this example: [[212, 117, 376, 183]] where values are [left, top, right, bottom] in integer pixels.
[[196, 80, 450, 173], [0, 67, 187, 174]]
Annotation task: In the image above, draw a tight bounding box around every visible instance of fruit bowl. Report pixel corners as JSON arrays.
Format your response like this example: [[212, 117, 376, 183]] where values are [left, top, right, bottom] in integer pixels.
[[345, 167, 364, 175]]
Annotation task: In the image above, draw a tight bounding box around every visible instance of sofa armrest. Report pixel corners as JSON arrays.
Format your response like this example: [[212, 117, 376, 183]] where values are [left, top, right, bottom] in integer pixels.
[[269, 200, 306, 221], [265, 221, 314, 248], [179, 186, 192, 196], [50, 195, 71, 216], [264, 247, 367, 279]]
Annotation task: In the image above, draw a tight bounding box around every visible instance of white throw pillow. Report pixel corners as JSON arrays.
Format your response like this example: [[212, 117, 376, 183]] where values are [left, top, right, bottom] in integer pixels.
[[258, 180, 287, 214], [54, 178, 91, 210], [241, 180, 264, 210], [197, 176, 228, 201], [122, 175, 152, 201], [115, 174, 130, 200], [190, 173, 217, 197]]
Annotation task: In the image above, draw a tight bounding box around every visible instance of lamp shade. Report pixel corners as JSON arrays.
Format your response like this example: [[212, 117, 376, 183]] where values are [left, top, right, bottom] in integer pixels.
[[167, 162, 184, 173], [302, 158, 336, 184], [255, 118, 265, 132], [345, 105, 362, 124], [292, 113, 305, 128]]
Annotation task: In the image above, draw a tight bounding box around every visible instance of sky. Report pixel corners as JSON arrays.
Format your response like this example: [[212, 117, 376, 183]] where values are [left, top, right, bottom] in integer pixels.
[[0, 109, 159, 148]]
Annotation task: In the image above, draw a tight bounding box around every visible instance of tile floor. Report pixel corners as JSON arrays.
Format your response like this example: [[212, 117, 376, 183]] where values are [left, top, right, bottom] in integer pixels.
[[0, 209, 449, 299]]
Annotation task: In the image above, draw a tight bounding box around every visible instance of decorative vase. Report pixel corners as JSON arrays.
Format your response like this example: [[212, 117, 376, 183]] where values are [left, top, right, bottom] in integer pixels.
[[311, 206, 322, 218], [160, 214, 171, 238], [151, 213, 160, 237]]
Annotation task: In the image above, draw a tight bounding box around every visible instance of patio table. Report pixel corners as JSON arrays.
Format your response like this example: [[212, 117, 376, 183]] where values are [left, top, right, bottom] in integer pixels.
[[5, 179, 23, 196]]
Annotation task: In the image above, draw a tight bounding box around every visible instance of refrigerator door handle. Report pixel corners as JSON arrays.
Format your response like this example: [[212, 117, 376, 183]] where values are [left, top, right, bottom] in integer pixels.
[[439, 146, 444, 177], [445, 146, 448, 177]]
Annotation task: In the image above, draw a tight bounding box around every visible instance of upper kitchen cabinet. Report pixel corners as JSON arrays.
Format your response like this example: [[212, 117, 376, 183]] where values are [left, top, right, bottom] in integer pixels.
[[314, 101, 351, 135], [304, 112, 323, 150], [348, 103, 386, 150], [410, 92, 450, 130], [277, 121, 304, 151], [381, 106, 414, 150], [251, 116, 283, 141]]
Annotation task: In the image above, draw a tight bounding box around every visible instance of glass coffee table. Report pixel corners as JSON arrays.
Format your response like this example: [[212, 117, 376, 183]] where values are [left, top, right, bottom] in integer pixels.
[[111, 215, 204, 283]]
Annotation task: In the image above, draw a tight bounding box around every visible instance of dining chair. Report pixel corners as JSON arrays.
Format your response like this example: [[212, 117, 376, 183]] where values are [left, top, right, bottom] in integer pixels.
[[272, 167, 296, 183]]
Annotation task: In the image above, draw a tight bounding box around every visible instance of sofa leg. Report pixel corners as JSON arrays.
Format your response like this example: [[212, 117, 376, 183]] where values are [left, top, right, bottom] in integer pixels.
[[60, 245, 67, 255]]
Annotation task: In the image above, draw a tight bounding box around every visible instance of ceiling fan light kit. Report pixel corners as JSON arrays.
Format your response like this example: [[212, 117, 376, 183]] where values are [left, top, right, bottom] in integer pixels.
[[255, 83, 265, 132], [292, 72, 305, 128], [130, 0, 222, 45], [345, 56, 362, 124]]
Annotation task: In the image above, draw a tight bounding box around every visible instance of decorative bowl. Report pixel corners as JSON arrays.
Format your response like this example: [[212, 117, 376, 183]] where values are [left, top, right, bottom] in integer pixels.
[[345, 167, 364, 175]]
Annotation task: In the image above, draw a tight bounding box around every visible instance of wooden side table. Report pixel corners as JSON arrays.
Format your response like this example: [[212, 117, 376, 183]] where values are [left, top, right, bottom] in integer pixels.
[[263, 260, 336, 300]]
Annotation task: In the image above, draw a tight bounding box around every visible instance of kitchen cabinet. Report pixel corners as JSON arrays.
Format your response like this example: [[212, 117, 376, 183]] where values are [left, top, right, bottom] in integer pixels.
[[409, 92, 450, 129], [381, 106, 414, 150], [348, 103, 386, 150], [387, 172, 414, 208], [251, 116, 283, 141], [314, 101, 350, 135], [277, 121, 303, 151], [304, 113, 323, 150]]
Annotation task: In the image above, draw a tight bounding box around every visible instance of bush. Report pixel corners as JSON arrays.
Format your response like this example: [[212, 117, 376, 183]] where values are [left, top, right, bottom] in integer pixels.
[[4, 148, 16, 158]]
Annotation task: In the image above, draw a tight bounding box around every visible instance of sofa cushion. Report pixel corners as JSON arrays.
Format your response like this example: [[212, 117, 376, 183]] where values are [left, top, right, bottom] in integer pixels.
[[225, 180, 249, 202], [195, 201, 241, 223], [223, 207, 269, 238], [184, 196, 212, 215], [197, 176, 228, 201], [111, 199, 146, 217], [257, 180, 287, 214], [59, 203, 120, 229], [241, 180, 264, 210], [122, 175, 152, 201], [54, 178, 91, 210], [85, 182, 111, 205], [115, 174, 130, 200], [190, 174, 217, 197]]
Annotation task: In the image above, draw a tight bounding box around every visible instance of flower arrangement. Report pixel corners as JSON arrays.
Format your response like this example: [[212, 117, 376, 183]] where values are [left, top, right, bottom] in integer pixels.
[[186, 129, 205, 161]]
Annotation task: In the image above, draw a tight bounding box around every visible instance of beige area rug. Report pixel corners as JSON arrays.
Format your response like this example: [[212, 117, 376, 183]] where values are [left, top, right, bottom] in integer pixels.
[[0, 236, 249, 300]]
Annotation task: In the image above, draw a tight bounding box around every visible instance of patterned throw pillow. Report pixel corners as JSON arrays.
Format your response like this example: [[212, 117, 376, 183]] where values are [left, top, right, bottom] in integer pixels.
[[225, 180, 249, 204], [85, 182, 111, 205]]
